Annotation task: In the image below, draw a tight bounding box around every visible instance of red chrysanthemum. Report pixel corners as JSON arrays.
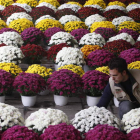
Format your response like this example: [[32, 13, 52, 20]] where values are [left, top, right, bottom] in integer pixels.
[[134, 41, 140, 50], [128, 8, 140, 23]]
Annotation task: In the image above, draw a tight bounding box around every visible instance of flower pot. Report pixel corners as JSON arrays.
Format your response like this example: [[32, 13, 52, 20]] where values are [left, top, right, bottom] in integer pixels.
[[54, 95, 68, 106], [39, 87, 50, 95], [86, 95, 101, 107], [21, 96, 37, 107], [54, 64, 59, 71], [0, 96, 5, 103], [83, 65, 91, 72]]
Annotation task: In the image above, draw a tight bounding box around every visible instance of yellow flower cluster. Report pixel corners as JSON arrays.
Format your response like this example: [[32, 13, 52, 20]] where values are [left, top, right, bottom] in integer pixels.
[[9, 18, 34, 33], [108, 1, 126, 8], [80, 45, 101, 59], [64, 21, 87, 33], [0, 62, 22, 77], [128, 2, 138, 5], [58, 64, 85, 77], [26, 64, 52, 80], [90, 21, 116, 32], [0, 20, 8, 30], [67, 2, 82, 7], [16, 0, 38, 8], [36, 19, 63, 32], [118, 21, 140, 33], [84, 0, 106, 9], [0, 0, 14, 7], [95, 66, 109, 75], [128, 61, 140, 70], [39, 0, 60, 8]]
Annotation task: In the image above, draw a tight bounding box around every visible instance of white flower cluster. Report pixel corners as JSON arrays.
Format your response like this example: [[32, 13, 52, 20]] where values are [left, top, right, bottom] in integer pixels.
[[0, 103, 24, 130], [58, 4, 81, 12], [104, 5, 127, 13], [12, 3, 32, 12], [122, 108, 140, 133], [84, 4, 104, 12], [0, 5, 5, 11], [25, 108, 69, 133], [37, 2, 57, 12], [85, 14, 106, 28], [112, 16, 134, 27], [35, 15, 56, 25], [136, 35, 140, 42], [126, 4, 140, 12], [49, 31, 78, 47], [79, 32, 106, 47], [0, 31, 24, 47], [56, 47, 85, 67], [59, 15, 81, 25], [0, 46, 24, 64], [6, 12, 32, 25], [71, 106, 120, 134], [107, 33, 135, 45]]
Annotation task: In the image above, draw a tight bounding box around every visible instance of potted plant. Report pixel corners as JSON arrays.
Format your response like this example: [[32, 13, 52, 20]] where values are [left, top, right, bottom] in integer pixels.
[[1, 125, 40, 140], [13, 72, 46, 107], [40, 123, 82, 140], [82, 70, 109, 106], [47, 69, 83, 106], [25, 64, 53, 95], [0, 69, 14, 102], [25, 108, 69, 135]]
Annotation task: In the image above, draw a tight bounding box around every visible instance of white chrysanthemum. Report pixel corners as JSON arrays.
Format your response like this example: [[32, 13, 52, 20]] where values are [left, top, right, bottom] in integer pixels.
[[35, 15, 56, 25], [84, 4, 104, 11], [59, 15, 81, 25], [126, 4, 140, 12], [58, 4, 81, 12], [79, 32, 106, 47], [104, 5, 127, 13], [107, 33, 135, 45], [85, 14, 106, 28], [122, 108, 140, 133], [56, 47, 85, 67], [36, 2, 57, 12], [0, 103, 24, 130], [112, 16, 134, 27], [136, 35, 140, 42], [0, 5, 5, 11], [48, 31, 79, 47], [25, 108, 69, 133], [71, 106, 120, 134], [12, 3, 32, 12], [6, 12, 32, 25], [0, 31, 24, 47], [0, 46, 24, 64]]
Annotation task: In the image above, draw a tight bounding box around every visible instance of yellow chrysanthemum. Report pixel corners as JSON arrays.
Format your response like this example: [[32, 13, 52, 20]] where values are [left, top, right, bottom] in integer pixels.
[[39, 0, 60, 8], [80, 45, 101, 59], [16, 0, 38, 8], [9, 18, 34, 33], [108, 1, 126, 8], [64, 21, 87, 33], [128, 61, 140, 70], [84, 0, 106, 9], [0, 20, 8, 30], [90, 21, 116, 32], [127, 2, 138, 5], [118, 21, 140, 33], [95, 66, 109, 75], [58, 64, 85, 77], [0, 62, 22, 77], [67, 2, 82, 7], [26, 64, 52, 80], [35, 18, 63, 32], [0, 0, 14, 7]]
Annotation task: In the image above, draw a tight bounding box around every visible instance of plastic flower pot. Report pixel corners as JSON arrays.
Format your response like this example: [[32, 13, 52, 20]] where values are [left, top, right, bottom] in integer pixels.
[[86, 95, 101, 107], [54, 95, 68, 106], [0, 96, 5, 103], [39, 87, 50, 96], [21, 96, 37, 107]]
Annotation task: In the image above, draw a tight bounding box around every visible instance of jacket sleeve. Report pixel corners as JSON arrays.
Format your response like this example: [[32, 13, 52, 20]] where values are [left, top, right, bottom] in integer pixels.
[[96, 82, 114, 108]]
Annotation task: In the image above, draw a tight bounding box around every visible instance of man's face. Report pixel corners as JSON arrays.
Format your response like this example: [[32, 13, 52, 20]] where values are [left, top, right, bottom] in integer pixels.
[[109, 69, 126, 84]]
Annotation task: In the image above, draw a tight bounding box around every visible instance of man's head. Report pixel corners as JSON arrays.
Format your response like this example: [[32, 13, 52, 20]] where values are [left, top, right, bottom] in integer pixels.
[[108, 58, 129, 84]]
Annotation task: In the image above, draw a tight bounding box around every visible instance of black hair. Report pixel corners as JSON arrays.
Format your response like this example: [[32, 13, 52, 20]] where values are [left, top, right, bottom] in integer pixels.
[[108, 58, 128, 74]]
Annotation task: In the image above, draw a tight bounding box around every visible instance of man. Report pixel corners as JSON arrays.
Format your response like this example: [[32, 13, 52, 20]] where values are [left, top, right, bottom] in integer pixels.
[[97, 57, 140, 119]]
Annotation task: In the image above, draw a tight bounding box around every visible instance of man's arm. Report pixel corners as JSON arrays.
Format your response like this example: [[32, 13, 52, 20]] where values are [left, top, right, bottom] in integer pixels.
[[96, 82, 113, 108]]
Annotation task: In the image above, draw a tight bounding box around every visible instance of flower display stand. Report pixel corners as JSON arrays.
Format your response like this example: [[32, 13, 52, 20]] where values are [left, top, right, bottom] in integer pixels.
[[0, 96, 5, 103], [86, 95, 101, 107], [54, 95, 68, 106], [21, 96, 37, 107]]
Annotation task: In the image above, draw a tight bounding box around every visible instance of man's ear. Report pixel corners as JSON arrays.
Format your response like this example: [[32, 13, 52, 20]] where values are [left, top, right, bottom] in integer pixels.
[[122, 70, 127, 75]]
